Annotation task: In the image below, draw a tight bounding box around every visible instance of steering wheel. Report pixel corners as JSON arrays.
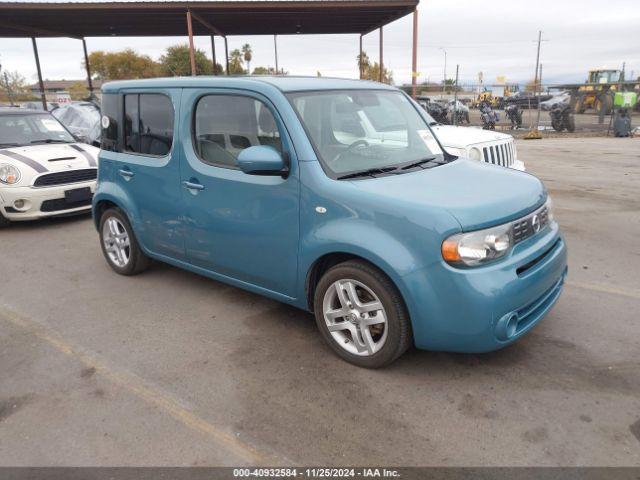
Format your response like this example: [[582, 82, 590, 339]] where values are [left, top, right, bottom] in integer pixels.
[[333, 139, 370, 163]]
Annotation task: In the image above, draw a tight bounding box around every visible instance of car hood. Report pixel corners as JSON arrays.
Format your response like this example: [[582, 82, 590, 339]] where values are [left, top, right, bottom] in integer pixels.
[[0, 143, 98, 177], [348, 159, 545, 231], [431, 124, 512, 148]]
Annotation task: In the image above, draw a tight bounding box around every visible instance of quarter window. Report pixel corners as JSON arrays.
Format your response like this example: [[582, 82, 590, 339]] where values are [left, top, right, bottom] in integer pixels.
[[124, 93, 174, 156], [194, 95, 282, 168], [101, 93, 119, 152]]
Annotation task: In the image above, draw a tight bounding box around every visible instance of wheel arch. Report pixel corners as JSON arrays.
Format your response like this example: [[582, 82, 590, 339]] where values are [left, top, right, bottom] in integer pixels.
[[92, 186, 139, 232], [304, 250, 410, 315]]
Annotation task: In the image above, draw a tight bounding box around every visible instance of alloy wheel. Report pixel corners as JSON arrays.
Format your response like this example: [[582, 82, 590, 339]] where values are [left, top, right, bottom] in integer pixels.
[[102, 216, 131, 268], [322, 279, 388, 356]]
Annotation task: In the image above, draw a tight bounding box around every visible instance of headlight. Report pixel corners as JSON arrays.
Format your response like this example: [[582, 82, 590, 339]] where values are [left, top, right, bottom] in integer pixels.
[[545, 195, 554, 222], [442, 196, 554, 267], [0, 164, 21, 185], [468, 147, 482, 161], [442, 223, 512, 267]]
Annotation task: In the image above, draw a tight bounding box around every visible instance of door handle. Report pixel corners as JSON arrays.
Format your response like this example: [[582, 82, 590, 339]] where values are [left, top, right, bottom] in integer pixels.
[[118, 168, 134, 180], [182, 181, 205, 191]]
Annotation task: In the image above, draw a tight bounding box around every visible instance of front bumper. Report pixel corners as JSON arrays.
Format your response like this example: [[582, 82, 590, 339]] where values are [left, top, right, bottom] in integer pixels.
[[0, 181, 95, 221], [403, 221, 567, 353]]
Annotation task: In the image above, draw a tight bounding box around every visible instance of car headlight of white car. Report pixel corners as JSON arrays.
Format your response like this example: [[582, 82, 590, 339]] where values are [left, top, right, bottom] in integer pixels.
[[468, 147, 482, 161], [0, 164, 21, 185]]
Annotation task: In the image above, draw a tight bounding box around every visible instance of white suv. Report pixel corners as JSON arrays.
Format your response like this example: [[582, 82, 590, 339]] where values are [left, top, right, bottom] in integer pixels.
[[421, 110, 525, 171]]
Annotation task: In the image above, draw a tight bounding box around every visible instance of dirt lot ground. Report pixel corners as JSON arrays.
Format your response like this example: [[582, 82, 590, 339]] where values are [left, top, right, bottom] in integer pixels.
[[1, 137, 639, 466]]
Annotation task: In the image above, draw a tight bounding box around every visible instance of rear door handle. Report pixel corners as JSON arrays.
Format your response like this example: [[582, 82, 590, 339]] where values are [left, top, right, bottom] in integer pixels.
[[182, 181, 205, 191], [118, 169, 134, 179]]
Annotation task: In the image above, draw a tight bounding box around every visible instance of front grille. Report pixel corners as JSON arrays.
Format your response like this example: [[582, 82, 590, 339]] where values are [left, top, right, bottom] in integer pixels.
[[482, 141, 515, 168], [40, 197, 92, 213], [512, 205, 549, 245], [33, 168, 97, 187]]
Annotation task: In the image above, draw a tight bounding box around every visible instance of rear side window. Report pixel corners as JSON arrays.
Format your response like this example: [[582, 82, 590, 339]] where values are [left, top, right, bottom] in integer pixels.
[[193, 95, 282, 168], [101, 93, 119, 152], [124, 93, 174, 157]]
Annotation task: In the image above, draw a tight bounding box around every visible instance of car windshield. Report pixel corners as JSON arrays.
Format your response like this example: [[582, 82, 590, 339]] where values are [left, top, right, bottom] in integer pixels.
[[287, 90, 445, 178], [0, 112, 75, 147]]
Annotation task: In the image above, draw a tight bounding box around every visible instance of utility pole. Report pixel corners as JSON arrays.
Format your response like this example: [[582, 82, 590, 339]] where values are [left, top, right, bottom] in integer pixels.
[[525, 30, 543, 139], [441, 48, 447, 94], [453, 64, 459, 126], [535, 63, 543, 130]]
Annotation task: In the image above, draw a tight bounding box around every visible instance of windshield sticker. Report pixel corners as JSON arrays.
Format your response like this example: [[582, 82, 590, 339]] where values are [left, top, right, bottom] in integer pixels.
[[417, 130, 443, 155], [41, 118, 65, 132]]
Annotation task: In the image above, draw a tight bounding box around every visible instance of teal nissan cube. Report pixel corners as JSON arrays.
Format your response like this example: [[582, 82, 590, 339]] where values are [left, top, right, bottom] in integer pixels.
[[93, 77, 567, 368]]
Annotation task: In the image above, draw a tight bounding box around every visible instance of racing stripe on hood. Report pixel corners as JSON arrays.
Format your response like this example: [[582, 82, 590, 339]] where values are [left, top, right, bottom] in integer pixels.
[[68, 144, 97, 167], [0, 149, 48, 173]]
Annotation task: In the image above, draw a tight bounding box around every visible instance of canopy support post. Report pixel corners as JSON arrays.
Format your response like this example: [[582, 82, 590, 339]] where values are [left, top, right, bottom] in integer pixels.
[[378, 26, 383, 83], [211, 35, 217, 74], [224, 36, 229, 75], [411, 9, 418, 98], [359, 34, 363, 79], [274, 34, 279, 75], [82, 38, 94, 97], [31, 37, 47, 110], [186, 9, 197, 76]]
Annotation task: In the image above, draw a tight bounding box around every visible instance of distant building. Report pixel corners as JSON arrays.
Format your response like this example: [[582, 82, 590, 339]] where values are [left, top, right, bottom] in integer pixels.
[[29, 79, 103, 94]]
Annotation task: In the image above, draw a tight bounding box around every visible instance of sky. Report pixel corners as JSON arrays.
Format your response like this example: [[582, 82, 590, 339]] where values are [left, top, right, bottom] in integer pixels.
[[1, 0, 639, 87]]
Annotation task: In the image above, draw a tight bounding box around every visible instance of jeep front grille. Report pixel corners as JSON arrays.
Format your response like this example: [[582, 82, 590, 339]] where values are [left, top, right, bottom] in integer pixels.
[[483, 141, 515, 168]]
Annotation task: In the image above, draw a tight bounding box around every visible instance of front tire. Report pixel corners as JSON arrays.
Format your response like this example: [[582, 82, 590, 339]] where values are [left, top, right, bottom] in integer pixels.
[[99, 207, 150, 275], [313, 260, 412, 368], [0, 212, 10, 229]]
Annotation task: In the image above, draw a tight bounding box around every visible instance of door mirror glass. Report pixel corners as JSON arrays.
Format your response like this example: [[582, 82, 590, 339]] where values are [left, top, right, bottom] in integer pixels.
[[237, 146, 286, 176]]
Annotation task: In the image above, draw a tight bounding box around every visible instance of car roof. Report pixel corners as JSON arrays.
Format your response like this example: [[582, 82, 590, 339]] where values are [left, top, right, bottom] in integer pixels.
[[0, 107, 50, 115], [102, 76, 398, 94]]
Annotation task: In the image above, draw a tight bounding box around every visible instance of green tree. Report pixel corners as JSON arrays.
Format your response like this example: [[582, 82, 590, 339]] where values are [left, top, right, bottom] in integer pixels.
[[252, 66, 272, 75], [87, 49, 159, 80], [242, 44, 253, 74], [0, 70, 28, 103], [68, 81, 89, 100], [159, 44, 213, 76], [228, 49, 246, 74], [213, 63, 225, 75], [356, 51, 393, 84]]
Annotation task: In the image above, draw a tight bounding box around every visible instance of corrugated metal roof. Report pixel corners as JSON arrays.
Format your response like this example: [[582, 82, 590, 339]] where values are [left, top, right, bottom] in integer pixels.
[[0, 0, 418, 37]]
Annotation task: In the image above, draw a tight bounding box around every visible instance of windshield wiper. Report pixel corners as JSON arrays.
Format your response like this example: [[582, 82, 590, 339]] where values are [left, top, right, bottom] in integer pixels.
[[30, 139, 71, 144], [337, 166, 398, 180], [399, 156, 446, 170], [0, 142, 21, 148]]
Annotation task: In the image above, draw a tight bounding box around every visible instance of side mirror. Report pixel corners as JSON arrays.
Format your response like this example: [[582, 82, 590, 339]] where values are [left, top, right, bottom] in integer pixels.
[[237, 146, 288, 177]]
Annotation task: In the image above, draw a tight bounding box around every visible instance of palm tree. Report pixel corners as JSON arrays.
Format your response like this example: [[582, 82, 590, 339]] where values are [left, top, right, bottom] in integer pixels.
[[229, 49, 245, 74], [242, 44, 253, 75]]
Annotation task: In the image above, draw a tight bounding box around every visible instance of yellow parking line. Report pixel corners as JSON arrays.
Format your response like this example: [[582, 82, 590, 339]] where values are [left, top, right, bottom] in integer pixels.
[[0, 305, 270, 465], [567, 281, 640, 300]]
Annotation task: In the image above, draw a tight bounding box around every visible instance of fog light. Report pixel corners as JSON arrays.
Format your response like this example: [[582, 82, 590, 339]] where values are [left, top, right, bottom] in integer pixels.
[[496, 312, 520, 341], [14, 199, 25, 209]]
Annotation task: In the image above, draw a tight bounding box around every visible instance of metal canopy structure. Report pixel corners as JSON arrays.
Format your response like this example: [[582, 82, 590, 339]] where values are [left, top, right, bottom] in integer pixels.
[[0, 0, 417, 37], [0, 0, 420, 108]]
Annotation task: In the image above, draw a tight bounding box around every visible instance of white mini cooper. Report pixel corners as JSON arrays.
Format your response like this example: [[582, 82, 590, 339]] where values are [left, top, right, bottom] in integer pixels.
[[0, 108, 99, 227]]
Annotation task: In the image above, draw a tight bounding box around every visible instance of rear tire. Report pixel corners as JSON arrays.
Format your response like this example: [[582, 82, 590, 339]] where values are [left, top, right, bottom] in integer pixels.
[[313, 260, 412, 368], [99, 207, 150, 275]]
